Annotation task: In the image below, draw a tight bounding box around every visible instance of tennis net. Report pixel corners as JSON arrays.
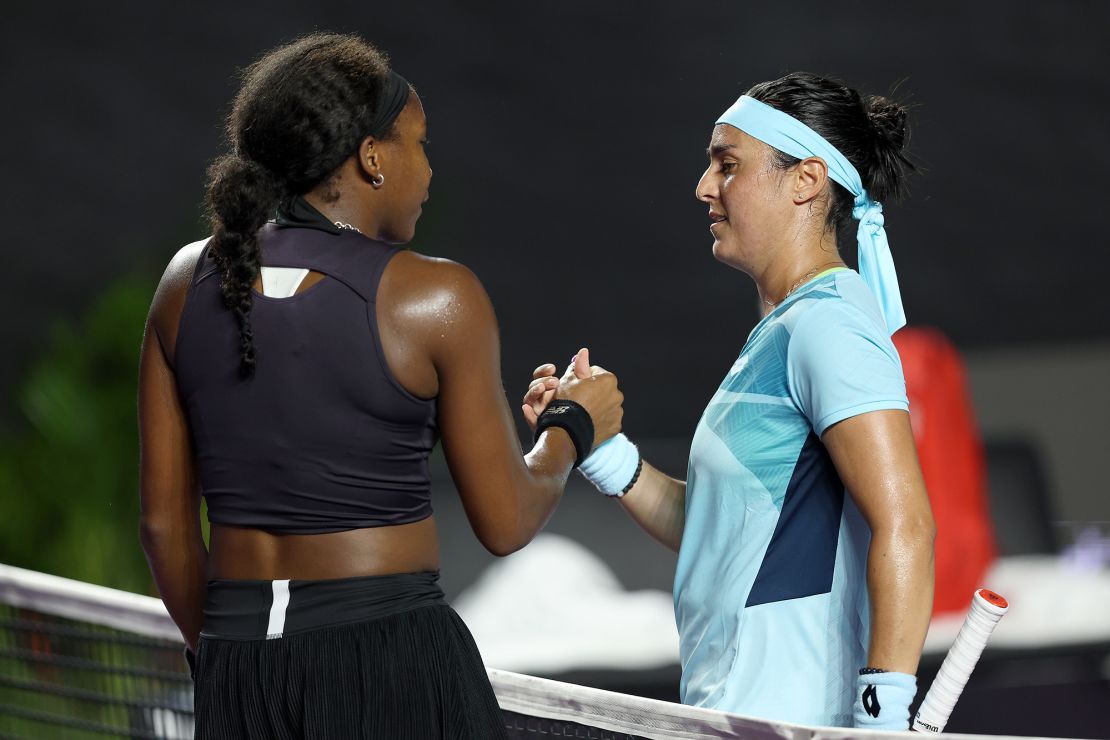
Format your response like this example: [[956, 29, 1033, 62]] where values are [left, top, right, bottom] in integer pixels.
[[0, 565, 190, 739], [0, 563, 1059, 740]]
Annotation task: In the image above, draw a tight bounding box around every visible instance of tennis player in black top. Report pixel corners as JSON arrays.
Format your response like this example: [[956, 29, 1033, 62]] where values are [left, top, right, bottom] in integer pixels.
[[138, 33, 623, 738]]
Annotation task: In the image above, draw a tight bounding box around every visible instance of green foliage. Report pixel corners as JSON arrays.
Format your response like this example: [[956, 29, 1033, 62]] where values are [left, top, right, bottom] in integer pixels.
[[0, 277, 157, 594]]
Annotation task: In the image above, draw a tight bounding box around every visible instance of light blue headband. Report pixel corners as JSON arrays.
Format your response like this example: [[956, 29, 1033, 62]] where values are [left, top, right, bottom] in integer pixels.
[[717, 95, 906, 335]]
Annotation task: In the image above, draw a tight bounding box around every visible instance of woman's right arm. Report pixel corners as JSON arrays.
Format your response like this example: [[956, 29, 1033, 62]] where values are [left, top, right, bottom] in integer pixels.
[[523, 365, 686, 552], [614, 465, 686, 552], [398, 256, 624, 556]]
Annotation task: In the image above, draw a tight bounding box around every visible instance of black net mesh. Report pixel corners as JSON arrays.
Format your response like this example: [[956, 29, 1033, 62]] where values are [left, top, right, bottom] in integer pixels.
[[0, 603, 193, 739], [503, 710, 649, 739], [0, 599, 652, 740]]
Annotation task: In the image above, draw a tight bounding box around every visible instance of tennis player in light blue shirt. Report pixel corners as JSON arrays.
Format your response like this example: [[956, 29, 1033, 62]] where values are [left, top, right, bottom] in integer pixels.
[[523, 72, 935, 730], [676, 266, 907, 726]]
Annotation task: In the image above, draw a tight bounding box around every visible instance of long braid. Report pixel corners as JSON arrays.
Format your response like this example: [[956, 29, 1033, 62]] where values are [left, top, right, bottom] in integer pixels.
[[205, 155, 282, 378]]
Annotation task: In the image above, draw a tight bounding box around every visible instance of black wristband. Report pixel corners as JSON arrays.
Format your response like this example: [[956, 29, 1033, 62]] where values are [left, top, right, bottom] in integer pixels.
[[534, 400, 595, 468]]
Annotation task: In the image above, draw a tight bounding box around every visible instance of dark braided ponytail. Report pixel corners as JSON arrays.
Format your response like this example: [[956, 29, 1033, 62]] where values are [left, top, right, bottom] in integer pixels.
[[205, 155, 282, 378], [746, 72, 916, 236], [204, 33, 395, 378]]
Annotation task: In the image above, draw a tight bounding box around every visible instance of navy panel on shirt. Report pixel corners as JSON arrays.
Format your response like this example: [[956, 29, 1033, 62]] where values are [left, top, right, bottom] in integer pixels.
[[745, 432, 845, 607]]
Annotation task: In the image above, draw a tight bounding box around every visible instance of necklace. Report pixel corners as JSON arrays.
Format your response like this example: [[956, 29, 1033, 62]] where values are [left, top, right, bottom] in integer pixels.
[[762, 262, 843, 308], [334, 221, 362, 234]]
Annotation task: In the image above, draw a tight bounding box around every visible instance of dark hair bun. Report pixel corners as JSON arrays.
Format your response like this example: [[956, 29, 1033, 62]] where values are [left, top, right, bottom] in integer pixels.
[[745, 72, 916, 230], [863, 94, 913, 204], [865, 95, 909, 153]]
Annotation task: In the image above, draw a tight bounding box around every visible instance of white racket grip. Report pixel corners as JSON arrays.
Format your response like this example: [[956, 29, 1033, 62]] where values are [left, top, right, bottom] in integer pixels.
[[913, 589, 1009, 733]]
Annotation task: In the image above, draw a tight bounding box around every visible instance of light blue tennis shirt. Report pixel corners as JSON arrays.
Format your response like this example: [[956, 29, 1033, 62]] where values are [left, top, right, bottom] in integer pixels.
[[674, 268, 909, 727]]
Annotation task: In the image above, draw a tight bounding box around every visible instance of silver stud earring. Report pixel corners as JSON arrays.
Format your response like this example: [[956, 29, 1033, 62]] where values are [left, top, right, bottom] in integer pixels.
[[371, 173, 385, 188]]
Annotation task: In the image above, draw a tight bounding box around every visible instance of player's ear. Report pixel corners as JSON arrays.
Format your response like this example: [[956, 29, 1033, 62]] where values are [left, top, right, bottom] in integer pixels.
[[357, 136, 383, 184], [793, 157, 828, 203]]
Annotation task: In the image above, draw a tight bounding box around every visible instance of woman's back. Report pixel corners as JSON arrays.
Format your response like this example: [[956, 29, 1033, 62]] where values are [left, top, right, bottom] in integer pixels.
[[175, 221, 437, 535]]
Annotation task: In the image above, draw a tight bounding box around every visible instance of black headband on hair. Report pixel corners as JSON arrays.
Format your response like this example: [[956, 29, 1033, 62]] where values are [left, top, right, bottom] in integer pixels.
[[367, 70, 411, 137]]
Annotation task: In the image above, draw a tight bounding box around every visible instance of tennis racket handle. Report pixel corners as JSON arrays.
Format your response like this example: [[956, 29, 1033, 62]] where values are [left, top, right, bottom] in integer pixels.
[[913, 589, 1008, 733]]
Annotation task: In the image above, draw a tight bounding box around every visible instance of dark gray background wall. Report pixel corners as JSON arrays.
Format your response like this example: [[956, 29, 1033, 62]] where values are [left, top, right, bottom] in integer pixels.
[[3, 3, 1107, 522]]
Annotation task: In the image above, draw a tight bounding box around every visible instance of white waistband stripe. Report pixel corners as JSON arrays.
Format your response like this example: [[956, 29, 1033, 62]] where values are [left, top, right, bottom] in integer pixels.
[[266, 579, 291, 639]]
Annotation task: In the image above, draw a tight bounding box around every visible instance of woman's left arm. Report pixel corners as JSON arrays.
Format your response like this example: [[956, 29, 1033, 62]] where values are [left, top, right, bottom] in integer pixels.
[[138, 247, 209, 651], [822, 408, 935, 674]]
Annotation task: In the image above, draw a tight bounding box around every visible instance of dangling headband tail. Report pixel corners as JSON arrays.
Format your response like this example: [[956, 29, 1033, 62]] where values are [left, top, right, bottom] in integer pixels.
[[716, 95, 906, 335]]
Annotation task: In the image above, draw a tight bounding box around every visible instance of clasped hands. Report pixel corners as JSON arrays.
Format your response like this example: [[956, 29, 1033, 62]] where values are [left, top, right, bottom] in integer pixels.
[[520, 347, 624, 452]]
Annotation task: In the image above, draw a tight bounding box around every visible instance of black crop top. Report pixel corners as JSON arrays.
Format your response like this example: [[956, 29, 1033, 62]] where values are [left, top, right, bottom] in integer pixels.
[[174, 204, 438, 534]]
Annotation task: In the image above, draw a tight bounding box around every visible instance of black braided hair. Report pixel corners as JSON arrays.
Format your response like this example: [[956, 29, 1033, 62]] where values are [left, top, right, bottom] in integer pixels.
[[205, 33, 397, 378], [746, 72, 916, 235]]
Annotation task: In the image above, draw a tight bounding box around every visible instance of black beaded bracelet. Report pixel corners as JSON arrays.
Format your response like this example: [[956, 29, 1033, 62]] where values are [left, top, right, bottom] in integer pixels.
[[621, 457, 644, 495], [534, 400, 595, 468]]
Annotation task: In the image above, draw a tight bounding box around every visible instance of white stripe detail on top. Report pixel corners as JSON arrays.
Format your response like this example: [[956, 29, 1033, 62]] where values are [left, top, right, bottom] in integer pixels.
[[712, 391, 796, 407], [259, 267, 310, 298], [266, 579, 291, 639]]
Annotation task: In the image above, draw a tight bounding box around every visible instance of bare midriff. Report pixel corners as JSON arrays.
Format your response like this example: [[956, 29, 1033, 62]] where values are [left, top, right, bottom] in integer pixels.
[[207, 516, 440, 580]]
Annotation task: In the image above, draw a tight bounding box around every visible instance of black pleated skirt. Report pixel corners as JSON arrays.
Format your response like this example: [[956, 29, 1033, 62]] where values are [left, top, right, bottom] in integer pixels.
[[193, 571, 507, 739]]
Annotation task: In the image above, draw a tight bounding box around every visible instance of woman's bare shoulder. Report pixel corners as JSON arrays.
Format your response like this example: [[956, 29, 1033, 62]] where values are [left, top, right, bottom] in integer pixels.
[[161, 239, 210, 293], [387, 249, 482, 289], [382, 250, 492, 318], [378, 249, 498, 359], [149, 238, 211, 361]]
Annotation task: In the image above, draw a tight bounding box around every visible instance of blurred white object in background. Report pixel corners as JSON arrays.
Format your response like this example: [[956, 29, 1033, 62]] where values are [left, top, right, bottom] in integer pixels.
[[453, 533, 679, 673], [924, 555, 1110, 653], [456, 536, 1110, 674]]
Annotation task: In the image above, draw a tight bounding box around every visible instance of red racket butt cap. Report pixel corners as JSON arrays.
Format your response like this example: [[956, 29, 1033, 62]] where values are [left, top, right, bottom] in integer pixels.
[[978, 589, 1008, 608]]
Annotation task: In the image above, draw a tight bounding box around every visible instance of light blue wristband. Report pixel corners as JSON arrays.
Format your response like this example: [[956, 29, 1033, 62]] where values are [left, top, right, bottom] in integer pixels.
[[854, 670, 917, 730], [577, 433, 639, 497]]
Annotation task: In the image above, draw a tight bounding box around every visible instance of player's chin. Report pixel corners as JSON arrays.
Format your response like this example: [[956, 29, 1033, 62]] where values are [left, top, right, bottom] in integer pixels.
[[403, 207, 425, 242], [711, 237, 736, 265], [710, 238, 750, 273]]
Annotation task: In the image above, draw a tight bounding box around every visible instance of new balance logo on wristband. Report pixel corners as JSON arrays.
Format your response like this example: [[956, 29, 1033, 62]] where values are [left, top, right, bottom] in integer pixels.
[[534, 400, 594, 468], [862, 685, 881, 718]]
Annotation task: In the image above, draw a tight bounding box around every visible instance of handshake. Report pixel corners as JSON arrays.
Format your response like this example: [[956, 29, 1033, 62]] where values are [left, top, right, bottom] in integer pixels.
[[519, 347, 623, 445], [519, 348, 640, 497]]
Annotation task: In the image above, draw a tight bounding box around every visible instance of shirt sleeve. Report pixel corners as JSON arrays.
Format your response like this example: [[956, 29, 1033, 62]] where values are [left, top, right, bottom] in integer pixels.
[[786, 301, 909, 436]]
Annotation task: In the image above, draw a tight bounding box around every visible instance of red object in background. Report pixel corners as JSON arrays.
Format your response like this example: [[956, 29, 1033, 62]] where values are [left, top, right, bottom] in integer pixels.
[[893, 327, 997, 616]]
